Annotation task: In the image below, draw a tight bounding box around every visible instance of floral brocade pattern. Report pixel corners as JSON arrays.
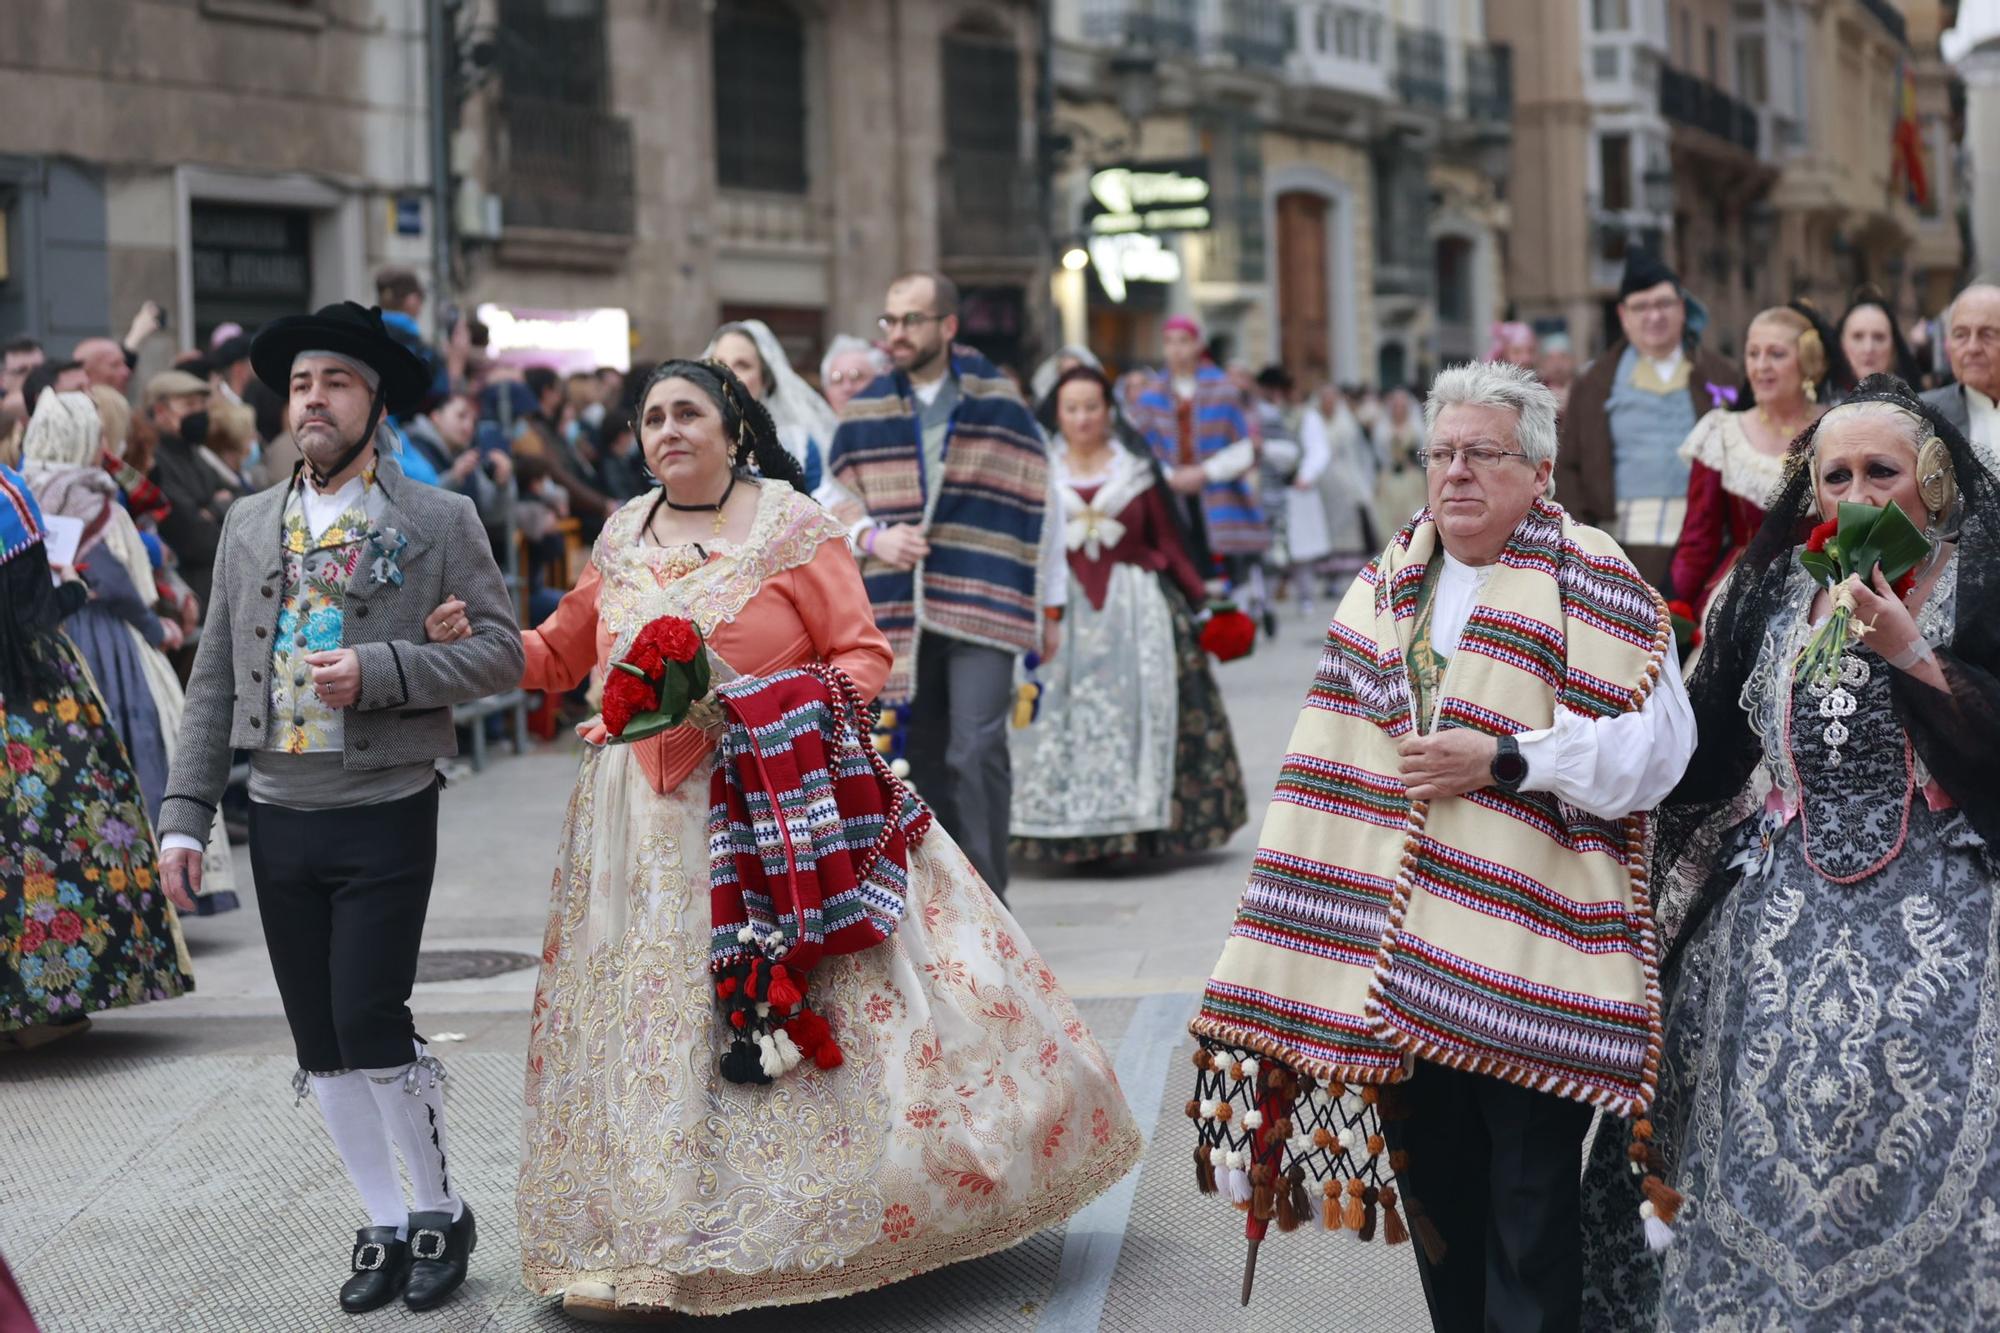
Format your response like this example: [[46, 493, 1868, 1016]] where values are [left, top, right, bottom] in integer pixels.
[[269, 488, 371, 755], [518, 487, 1142, 1315], [2, 632, 189, 1030], [1581, 559, 2000, 1330]]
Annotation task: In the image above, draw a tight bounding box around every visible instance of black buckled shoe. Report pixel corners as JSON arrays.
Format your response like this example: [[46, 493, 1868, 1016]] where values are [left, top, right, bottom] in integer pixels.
[[338, 1226, 409, 1314], [403, 1203, 476, 1311]]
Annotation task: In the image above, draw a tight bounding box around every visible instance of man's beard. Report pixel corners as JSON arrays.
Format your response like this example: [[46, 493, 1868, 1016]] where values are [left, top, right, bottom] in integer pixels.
[[297, 418, 362, 472]]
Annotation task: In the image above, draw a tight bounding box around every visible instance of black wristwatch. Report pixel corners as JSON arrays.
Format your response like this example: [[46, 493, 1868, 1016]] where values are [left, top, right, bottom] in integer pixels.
[[1490, 735, 1529, 792]]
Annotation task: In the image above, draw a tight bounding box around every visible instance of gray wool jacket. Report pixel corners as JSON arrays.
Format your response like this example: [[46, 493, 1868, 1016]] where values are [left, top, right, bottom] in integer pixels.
[[157, 452, 525, 844]]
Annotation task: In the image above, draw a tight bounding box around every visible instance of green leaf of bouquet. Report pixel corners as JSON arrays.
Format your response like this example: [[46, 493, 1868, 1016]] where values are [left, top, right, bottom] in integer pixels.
[[1835, 501, 1888, 579], [611, 661, 652, 681], [1862, 499, 1931, 582], [612, 712, 677, 744], [688, 652, 712, 698], [660, 666, 690, 721], [1798, 548, 1839, 585]]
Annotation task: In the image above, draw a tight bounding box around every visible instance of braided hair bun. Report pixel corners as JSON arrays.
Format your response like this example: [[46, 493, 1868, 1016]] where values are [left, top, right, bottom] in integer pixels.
[[634, 358, 811, 495]]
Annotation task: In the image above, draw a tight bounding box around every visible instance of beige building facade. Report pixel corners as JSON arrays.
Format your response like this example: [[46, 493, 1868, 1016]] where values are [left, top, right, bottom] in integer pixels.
[[0, 0, 437, 361], [1494, 0, 1956, 359], [455, 0, 1046, 376], [1049, 0, 1509, 390]]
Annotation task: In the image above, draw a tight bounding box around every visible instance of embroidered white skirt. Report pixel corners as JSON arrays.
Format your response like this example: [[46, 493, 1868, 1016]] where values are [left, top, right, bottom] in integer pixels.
[[517, 742, 1141, 1314]]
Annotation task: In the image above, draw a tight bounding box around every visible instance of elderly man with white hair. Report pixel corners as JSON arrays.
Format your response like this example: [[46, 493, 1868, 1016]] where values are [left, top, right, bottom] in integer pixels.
[[157, 301, 522, 1317], [1923, 281, 2000, 468], [1187, 361, 1695, 1333], [818, 332, 891, 415]]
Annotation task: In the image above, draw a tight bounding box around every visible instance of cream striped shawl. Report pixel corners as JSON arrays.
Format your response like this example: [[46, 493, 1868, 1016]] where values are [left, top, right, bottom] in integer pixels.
[[1192, 498, 1673, 1116]]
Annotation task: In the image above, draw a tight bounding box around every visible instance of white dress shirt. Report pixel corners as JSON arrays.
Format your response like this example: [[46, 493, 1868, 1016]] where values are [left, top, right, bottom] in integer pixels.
[[1966, 385, 1997, 469], [1427, 551, 1696, 820]]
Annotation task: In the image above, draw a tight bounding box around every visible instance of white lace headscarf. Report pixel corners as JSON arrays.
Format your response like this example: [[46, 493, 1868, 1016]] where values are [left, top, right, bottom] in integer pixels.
[[703, 319, 840, 465], [1030, 345, 1103, 405]]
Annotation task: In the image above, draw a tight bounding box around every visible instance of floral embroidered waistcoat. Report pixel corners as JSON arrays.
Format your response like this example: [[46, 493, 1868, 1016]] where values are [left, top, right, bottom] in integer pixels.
[[266, 485, 371, 755]]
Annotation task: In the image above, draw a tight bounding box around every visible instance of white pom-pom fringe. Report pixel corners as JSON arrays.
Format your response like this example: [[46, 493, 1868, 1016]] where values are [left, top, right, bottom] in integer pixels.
[[737, 925, 756, 944], [757, 1034, 782, 1078], [1225, 1168, 1254, 1204], [1242, 1110, 1264, 1130], [1240, 1057, 1260, 1080], [890, 758, 911, 778], [1642, 1215, 1676, 1252], [773, 1029, 801, 1071], [1199, 1098, 1219, 1120]]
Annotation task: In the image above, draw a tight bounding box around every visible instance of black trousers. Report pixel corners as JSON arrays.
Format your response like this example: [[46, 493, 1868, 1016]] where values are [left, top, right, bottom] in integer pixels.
[[1381, 1062, 1596, 1333], [248, 783, 440, 1071]]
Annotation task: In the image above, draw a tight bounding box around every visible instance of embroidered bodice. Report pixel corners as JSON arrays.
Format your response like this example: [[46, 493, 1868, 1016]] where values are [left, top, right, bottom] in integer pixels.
[[1744, 554, 1960, 882]]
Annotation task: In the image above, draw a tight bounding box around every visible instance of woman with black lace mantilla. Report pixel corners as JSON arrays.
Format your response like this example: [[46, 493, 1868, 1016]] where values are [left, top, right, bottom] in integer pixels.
[[1581, 375, 2000, 1327]]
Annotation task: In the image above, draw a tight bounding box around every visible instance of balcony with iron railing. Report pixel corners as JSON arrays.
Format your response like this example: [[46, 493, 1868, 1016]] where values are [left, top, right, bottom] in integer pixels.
[[1659, 66, 1759, 154], [1395, 27, 1448, 111], [497, 96, 635, 237], [1464, 43, 1512, 122], [938, 149, 1041, 262], [1204, 0, 1294, 70], [1079, 0, 1199, 54]]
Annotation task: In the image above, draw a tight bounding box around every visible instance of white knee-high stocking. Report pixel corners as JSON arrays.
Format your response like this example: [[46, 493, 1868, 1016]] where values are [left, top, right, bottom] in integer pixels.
[[364, 1041, 461, 1220], [309, 1070, 407, 1230]]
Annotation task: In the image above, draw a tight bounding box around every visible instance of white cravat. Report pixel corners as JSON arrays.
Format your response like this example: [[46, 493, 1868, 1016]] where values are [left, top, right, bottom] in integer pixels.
[[1966, 385, 1997, 462], [302, 476, 366, 539]]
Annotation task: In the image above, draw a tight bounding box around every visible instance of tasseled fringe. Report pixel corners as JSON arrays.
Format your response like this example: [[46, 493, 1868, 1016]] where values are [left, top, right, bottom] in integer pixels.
[[1194, 1143, 1217, 1194], [1321, 1180, 1340, 1231], [1250, 1162, 1277, 1222], [1225, 1151, 1254, 1205], [1404, 1190, 1448, 1264], [1343, 1178, 1367, 1233], [1632, 1118, 1683, 1252], [1282, 1168, 1311, 1234], [1380, 1185, 1409, 1245], [1358, 1184, 1379, 1242]]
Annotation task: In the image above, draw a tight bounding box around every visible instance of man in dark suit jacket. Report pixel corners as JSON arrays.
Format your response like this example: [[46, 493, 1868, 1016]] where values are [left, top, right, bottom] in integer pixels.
[[1922, 283, 2000, 471], [146, 368, 245, 607]]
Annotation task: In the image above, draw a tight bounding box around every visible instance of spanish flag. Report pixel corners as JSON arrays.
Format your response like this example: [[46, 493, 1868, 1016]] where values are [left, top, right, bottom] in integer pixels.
[[1893, 60, 1930, 209]]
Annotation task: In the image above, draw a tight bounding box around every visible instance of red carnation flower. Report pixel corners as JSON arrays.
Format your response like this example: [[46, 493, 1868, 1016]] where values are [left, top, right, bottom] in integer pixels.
[[1200, 609, 1258, 662], [622, 639, 665, 676], [20, 920, 47, 953], [1891, 568, 1917, 599], [1805, 519, 1838, 554], [6, 742, 31, 774], [50, 910, 83, 946], [637, 617, 701, 664], [601, 668, 660, 737], [1667, 600, 1696, 622]]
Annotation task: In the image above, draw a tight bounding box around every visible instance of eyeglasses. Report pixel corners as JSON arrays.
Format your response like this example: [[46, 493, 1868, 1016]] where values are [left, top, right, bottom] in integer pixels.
[[1622, 296, 1680, 317], [877, 313, 943, 334], [825, 368, 875, 385], [1415, 443, 1533, 471]]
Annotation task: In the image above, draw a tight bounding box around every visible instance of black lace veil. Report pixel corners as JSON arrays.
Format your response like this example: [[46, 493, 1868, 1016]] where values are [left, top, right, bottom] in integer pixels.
[[1655, 374, 2000, 964]]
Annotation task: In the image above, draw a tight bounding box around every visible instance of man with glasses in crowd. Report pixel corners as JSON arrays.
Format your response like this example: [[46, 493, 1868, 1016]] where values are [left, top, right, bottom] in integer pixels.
[[1557, 251, 1741, 590], [1192, 361, 1692, 1333], [1923, 282, 2000, 469], [825, 272, 1065, 901]]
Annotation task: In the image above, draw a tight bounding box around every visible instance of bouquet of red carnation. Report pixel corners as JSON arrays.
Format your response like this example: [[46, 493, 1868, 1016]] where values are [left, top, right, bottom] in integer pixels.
[[602, 615, 710, 742], [1200, 600, 1258, 662], [1794, 501, 1929, 690]]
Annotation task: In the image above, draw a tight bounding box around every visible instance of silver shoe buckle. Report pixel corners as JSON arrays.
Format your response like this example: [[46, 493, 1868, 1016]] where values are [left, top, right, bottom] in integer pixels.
[[353, 1242, 388, 1272], [410, 1228, 448, 1262]]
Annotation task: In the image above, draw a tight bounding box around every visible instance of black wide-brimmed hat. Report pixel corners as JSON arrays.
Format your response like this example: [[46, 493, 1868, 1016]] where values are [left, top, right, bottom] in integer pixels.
[[250, 301, 431, 414]]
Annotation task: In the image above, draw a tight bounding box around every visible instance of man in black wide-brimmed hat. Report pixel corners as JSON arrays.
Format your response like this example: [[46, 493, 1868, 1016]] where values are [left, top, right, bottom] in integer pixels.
[[157, 302, 523, 1315]]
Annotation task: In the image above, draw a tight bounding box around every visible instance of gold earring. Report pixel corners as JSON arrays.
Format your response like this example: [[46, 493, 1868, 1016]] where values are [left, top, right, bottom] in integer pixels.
[[1915, 434, 1956, 519], [1804, 380, 1817, 404]]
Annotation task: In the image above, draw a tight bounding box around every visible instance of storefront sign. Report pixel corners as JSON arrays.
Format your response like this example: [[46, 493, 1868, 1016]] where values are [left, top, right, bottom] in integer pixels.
[[1085, 159, 1212, 236], [1087, 232, 1182, 304], [476, 303, 631, 373]]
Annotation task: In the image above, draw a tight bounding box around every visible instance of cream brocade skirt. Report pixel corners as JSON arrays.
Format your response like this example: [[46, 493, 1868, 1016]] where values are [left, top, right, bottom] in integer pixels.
[[518, 742, 1144, 1314]]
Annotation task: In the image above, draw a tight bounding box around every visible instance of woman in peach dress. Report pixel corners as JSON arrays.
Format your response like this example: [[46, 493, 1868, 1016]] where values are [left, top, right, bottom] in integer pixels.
[[511, 360, 1140, 1321]]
